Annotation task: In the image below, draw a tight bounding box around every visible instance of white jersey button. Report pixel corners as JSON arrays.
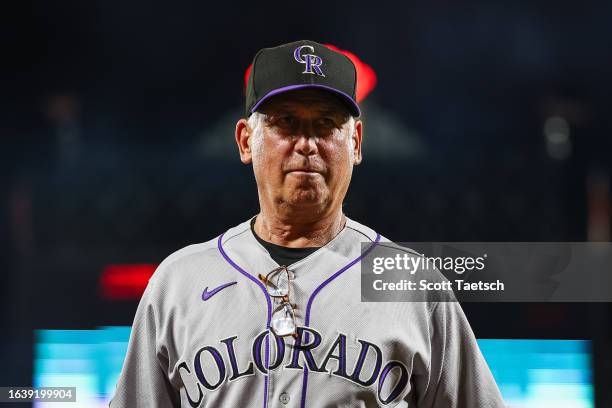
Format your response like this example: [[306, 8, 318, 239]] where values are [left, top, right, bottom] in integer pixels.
[[279, 393, 290, 404]]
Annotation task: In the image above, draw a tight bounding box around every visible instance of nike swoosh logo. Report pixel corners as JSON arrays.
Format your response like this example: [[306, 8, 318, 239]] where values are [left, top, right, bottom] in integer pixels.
[[202, 281, 237, 301]]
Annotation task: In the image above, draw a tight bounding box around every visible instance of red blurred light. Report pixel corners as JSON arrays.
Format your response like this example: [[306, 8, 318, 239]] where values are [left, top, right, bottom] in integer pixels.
[[243, 44, 377, 103], [100, 264, 157, 300], [244, 64, 252, 94], [324, 44, 377, 103]]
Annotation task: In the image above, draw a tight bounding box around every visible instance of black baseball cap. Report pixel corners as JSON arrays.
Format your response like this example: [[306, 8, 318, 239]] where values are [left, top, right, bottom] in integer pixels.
[[245, 40, 360, 117]]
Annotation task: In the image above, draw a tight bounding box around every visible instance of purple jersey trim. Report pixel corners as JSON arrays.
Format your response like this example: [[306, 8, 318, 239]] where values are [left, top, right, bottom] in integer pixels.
[[217, 233, 272, 408], [300, 233, 382, 408], [250, 84, 361, 117]]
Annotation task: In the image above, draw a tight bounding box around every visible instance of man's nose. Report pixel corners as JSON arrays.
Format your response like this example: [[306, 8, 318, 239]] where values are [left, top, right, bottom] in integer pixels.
[[294, 122, 318, 155]]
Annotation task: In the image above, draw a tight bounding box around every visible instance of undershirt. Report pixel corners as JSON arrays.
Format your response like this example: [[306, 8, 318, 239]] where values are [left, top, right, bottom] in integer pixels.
[[250, 218, 320, 267]]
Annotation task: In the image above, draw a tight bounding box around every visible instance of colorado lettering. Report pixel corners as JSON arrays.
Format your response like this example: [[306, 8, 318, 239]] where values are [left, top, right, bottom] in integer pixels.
[[178, 327, 410, 406]]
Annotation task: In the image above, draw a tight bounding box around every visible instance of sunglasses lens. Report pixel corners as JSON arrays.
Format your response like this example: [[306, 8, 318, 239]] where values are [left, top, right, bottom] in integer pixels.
[[271, 304, 296, 336], [267, 268, 290, 297]]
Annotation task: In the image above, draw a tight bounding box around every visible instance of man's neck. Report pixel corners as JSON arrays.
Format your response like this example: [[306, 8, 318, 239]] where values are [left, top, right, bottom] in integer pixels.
[[253, 209, 346, 248]]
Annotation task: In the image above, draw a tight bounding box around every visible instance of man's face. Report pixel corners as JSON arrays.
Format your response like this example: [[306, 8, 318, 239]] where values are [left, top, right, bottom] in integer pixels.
[[237, 89, 362, 214]]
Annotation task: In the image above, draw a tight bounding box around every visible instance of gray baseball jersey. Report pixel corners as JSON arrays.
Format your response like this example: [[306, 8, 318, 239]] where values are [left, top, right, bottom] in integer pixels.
[[110, 216, 504, 407]]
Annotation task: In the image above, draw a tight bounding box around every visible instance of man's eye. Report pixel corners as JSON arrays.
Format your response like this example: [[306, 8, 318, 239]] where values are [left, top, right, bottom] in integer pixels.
[[276, 116, 296, 127], [316, 118, 337, 128]]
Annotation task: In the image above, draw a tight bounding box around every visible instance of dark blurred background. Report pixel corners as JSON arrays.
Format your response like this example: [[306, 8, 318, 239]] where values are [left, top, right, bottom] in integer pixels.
[[2, 1, 612, 406]]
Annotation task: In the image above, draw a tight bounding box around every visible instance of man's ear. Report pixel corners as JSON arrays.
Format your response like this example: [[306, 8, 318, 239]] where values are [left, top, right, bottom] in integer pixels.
[[235, 118, 253, 164], [352, 119, 363, 165]]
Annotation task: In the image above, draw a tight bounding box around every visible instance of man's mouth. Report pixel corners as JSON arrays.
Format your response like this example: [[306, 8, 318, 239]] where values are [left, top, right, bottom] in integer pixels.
[[289, 169, 320, 174], [286, 170, 324, 177]]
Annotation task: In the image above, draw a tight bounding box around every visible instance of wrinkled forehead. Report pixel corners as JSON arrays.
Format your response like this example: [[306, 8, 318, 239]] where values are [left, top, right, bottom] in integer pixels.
[[256, 88, 352, 117]]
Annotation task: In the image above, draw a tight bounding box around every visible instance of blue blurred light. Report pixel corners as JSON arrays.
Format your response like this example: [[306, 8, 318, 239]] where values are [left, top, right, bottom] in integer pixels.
[[34, 328, 594, 407]]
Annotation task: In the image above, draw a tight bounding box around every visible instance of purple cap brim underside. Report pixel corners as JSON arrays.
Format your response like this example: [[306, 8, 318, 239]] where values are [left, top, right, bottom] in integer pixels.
[[250, 84, 361, 117]]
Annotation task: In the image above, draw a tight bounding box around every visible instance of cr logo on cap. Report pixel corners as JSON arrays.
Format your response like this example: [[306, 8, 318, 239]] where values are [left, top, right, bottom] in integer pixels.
[[293, 45, 325, 77]]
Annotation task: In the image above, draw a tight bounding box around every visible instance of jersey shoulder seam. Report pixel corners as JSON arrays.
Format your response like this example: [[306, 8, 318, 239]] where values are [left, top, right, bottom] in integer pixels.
[[159, 242, 218, 269], [150, 241, 219, 285], [222, 225, 251, 246], [220, 218, 253, 246], [346, 224, 376, 242], [370, 241, 423, 257]]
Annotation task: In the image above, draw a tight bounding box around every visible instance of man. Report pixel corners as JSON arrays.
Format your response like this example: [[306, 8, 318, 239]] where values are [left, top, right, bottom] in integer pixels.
[[111, 40, 504, 407]]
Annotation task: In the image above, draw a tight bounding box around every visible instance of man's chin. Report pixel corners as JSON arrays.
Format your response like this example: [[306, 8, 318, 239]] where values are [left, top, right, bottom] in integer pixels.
[[283, 189, 328, 209]]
